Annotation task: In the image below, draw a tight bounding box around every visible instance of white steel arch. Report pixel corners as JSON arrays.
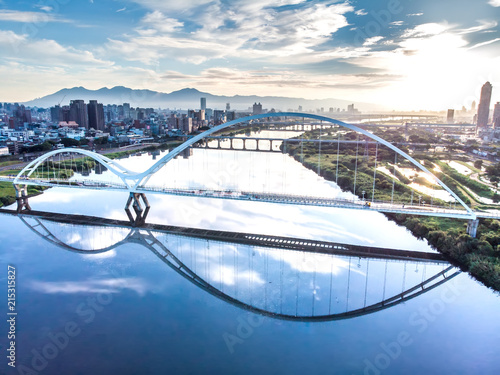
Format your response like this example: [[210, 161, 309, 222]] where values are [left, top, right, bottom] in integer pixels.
[[13, 148, 139, 189], [13, 112, 473, 215], [132, 112, 473, 215]]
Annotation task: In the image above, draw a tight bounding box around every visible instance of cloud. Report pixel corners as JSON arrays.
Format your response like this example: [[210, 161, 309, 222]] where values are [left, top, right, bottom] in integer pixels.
[[355, 9, 367, 16], [130, 0, 306, 13], [116, 7, 126, 13], [140, 10, 184, 33], [29, 278, 149, 296], [0, 10, 69, 23], [468, 37, 500, 49], [34, 5, 53, 12], [402, 23, 452, 38], [456, 20, 498, 34], [106, 1, 354, 65], [488, 0, 500, 6], [159, 66, 394, 97], [0, 30, 113, 67], [364, 36, 384, 46]]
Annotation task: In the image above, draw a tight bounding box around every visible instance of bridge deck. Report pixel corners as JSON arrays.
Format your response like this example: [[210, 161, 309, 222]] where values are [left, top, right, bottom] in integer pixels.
[[2, 176, 493, 219]]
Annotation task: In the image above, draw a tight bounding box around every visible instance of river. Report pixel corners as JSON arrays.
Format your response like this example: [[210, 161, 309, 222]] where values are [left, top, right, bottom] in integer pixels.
[[1, 140, 499, 375]]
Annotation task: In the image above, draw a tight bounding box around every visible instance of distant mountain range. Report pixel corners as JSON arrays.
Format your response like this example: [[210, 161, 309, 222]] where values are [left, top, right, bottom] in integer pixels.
[[23, 86, 384, 112]]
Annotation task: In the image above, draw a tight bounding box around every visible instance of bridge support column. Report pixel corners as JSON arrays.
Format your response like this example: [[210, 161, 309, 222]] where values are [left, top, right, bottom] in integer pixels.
[[467, 219, 479, 238], [14, 185, 31, 213], [125, 193, 150, 226]]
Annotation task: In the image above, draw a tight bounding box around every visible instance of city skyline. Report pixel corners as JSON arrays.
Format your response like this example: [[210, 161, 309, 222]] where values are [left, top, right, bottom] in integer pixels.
[[0, 0, 500, 110]]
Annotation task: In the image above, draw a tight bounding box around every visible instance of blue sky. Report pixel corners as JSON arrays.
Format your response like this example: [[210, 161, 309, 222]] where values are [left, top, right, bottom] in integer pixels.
[[0, 0, 499, 110]]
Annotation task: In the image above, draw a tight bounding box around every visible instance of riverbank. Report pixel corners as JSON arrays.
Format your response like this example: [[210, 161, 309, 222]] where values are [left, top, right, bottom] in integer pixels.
[[385, 213, 500, 292]]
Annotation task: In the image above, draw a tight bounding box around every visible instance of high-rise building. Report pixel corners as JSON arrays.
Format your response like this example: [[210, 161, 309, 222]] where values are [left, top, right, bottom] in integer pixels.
[[123, 103, 131, 119], [88, 100, 105, 131], [69, 100, 88, 128], [471, 101, 476, 112], [252, 102, 262, 115], [226, 103, 230, 111], [200, 97, 206, 111], [51, 105, 62, 123], [476, 81, 492, 130], [493, 102, 500, 129], [447, 109, 455, 124], [61, 106, 71, 122]]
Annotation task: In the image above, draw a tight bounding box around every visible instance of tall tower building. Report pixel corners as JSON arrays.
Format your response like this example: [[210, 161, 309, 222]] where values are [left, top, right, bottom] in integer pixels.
[[493, 102, 500, 129], [446, 109, 455, 124], [226, 103, 230, 111], [69, 100, 88, 128], [252, 102, 262, 115], [200, 97, 206, 111], [88, 100, 105, 131], [476, 81, 492, 130]]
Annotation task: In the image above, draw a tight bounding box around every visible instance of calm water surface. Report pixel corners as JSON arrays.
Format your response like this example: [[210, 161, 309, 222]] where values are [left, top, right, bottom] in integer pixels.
[[1, 147, 499, 375]]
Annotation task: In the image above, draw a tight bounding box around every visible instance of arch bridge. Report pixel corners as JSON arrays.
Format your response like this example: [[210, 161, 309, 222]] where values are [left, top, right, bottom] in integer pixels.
[[5, 112, 497, 236]]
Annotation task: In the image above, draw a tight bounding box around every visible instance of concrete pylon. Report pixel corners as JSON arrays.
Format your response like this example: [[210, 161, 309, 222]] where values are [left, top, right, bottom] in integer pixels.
[[466, 219, 479, 238]]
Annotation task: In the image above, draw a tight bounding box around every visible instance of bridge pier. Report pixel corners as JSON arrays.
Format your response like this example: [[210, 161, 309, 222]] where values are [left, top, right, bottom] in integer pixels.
[[467, 219, 479, 238], [125, 193, 150, 226], [14, 185, 31, 213]]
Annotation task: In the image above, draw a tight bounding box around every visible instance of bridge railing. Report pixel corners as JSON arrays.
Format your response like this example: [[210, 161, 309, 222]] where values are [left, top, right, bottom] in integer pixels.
[[134, 186, 469, 212]]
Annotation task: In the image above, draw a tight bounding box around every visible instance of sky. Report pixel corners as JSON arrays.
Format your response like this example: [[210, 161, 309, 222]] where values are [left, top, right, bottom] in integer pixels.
[[0, 0, 499, 110]]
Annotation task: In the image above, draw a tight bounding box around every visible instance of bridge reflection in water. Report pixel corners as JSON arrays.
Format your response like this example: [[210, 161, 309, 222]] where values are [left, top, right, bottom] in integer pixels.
[[5, 209, 459, 322]]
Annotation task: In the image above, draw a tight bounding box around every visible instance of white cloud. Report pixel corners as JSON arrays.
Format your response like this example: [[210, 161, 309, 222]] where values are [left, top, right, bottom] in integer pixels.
[[355, 9, 367, 16], [468, 37, 500, 49], [140, 10, 184, 33], [0, 30, 112, 67], [29, 278, 149, 296], [0, 10, 69, 23], [34, 5, 53, 12], [403, 23, 452, 38], [364, 36, 384, 46], [130, 0, 306, 13], [456, 20, 497, 34], [488, 0, 500, 7], [106, 2, 354, 65]]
